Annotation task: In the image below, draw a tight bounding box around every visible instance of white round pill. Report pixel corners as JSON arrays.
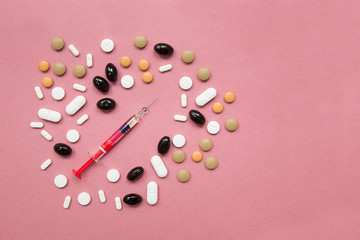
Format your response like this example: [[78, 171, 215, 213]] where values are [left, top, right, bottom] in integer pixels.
[[54, 174, 68, 188], [78, 192, 91, 206], [66, 129, 80, 143], [101, 39, 114, 53], [51, 87, 65, 101], [179, 76, 193, 90], [121, 75, 134, 89], [107, 169, 120, 183], [207, 121, 220, 135], [172, 134, 186, 148]]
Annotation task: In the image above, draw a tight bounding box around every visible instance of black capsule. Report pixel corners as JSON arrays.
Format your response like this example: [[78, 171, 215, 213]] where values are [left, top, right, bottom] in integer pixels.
[[123, 193, 142, 205], [154, 43, 174, 56], [157, 136, 171, 154], [105, 63, 118, 82], [189, 110, 206, 125], [97, 98, 116, 111], [54, 143, 72, 156], [93, 76, 109, 92], [127, 166, 144, 181]]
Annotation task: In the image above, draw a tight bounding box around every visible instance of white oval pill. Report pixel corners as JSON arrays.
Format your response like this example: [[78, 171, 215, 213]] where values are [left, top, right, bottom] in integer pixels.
[[66, 95, 86, 115], [172, 134, 186, 148], [207, 121, 220, 135], [68, 44, 79, 57], [66, 129, 80, 143], [73, 83, 86, 92], [101, 39, 114, 53], [41, 130, 52, 141], [63, 196, 71, 209], [98, 190, 106, 203], [181, 94, 187, 107], [147, 181, 158, 205], [34, 86, 43, 99], [38, 108, 62, 123], [196, 87, 217, 106], [40, 159, 52, 170], [179, 76, 193, 90], [107, 169, 120, 183], [77, 114, 89, 125], [78, 192, 91, 206], [51, 87, 65, 101], [115, 197, 122, 210], [174, 115, 187, 122], [151, 155, 168, 178], [121, 75, 134, 89], [54, 174, 67, 188], [159, 64, 172, 72], [86, 53, 93, 67], [30, 122, 43, 128]]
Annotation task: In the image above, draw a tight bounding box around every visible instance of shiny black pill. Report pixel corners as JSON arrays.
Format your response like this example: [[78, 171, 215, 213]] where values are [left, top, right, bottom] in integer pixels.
[[123, 193, 142, 205], [97, 98, 116, 111], [54, 143, 72, 156], [189, 110, 206, 125], [93, 76, 109, 92], [105, 63, 118, 82], [157, 136, 171, 154], [127, 167, 144, 181], [154, 43, 174, 56]]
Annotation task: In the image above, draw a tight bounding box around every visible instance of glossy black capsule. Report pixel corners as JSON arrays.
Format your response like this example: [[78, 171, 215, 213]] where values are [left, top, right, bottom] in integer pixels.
[[189, 110, 206, 125], [127, 166, 144, 181], [154, 43, 174, 56], [97, 98, 116, 111], [54, 143, 72, 156], [158, 136, 171, 154], [105, 63, 118, 82], [93, 76, 109, 92], [123, 193, 142, 205]]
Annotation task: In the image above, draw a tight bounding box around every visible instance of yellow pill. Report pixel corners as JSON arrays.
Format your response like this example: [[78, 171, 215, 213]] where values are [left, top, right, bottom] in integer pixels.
[[138, 59, 149, 71], [191, 151, 203, 162], [212, 102, 224, 113], [120, 56, 131, 67], [224, 92, 235, 103], [177, 169, 190, 183], [134, 35, 147, 49], [142, 72, 153, 83], [42, 77, 53, 88], [38, 61, 50, 72], [53, 62, 66, 76]]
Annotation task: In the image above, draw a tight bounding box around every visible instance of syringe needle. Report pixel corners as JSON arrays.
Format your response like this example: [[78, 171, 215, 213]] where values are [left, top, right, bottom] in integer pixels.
[[146, 98, 158, 108]]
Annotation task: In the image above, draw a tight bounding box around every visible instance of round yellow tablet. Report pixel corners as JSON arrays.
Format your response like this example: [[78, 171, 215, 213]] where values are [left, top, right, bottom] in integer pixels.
[[53, 62, 66, 76], [177, 169, 190, 183], [138, 59, 149, 71], [42, 77, 53, 88], [73, 64, 86, 78], [120, 56, 131, 67], [191, 151, 203, 162], [134, 35, 147, 49], [225, 118, 238, 132], [38, 61, 50, 72], [212, 102, 224, 113], [142, 72, 153, 83], [181, 50, 195, 63], [205, 157, 218, 170], [51, 37, 64, 51], [173, 150, 185, 163], [224, 92, 235, 103], [200, 138, 213, 152], [197, 68, 211, 81]]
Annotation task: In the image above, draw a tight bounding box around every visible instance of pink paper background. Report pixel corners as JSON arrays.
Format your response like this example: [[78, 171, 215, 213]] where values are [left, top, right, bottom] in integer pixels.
[[1, 0, 360, 239]]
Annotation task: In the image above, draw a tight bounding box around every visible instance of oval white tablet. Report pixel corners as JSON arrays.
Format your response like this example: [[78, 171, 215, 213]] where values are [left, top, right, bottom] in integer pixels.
[[86, 53, 93, 67], [196, 87, 217, 106], [63, 196, 71, 209], [179, 76, 193, 90], [78, 192, 91, 206], [51, 87, 65, 101], [107, 169, 120, 183], [73, 83, 86, 92], [66, 95, 86, 115], [30, 122, 44, 128], [41, 130, 52, 141], [54, 174, 67, 188], [159, 64, 172, 72], [98, 190, 106, 203], [151, 155, 168, 178], [181, 94, 187, 107], [38, 108, 62, 123], [174, 115, 187, 122], [172, 134, 186, 148], [115, 197, 122, 210], [40, 159, 52, 170], [66, 129, 80, 143], [68, 44, 79, 57], [121, 75, 134, 89], [207, 121, 220, 135], [34, 86, 43, 99], [77, 114, 89, 125], [147, 181, 158, 205], [101, 39, 114, 53]]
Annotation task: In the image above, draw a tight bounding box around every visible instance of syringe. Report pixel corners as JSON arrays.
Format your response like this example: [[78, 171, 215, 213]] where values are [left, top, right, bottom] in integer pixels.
[[72, 99, 157, 179]]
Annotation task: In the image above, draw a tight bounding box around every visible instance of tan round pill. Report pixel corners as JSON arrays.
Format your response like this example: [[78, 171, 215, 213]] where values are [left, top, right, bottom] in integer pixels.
[[177, 169, 190, 183], [73, 64, 86, 78], [42, 77, 53, 88], [225, 118, 238, 132], [205, 157, 218, 170], [181, 50, 195, 63], [53, 63, 66, 76], [134, 35, 147, 49], [197, 68, 211, 81], [51, 37, 64, 51], [199, 138, 213, 152], [120, 56, 131, 67], [172, 150, 185, 163]]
